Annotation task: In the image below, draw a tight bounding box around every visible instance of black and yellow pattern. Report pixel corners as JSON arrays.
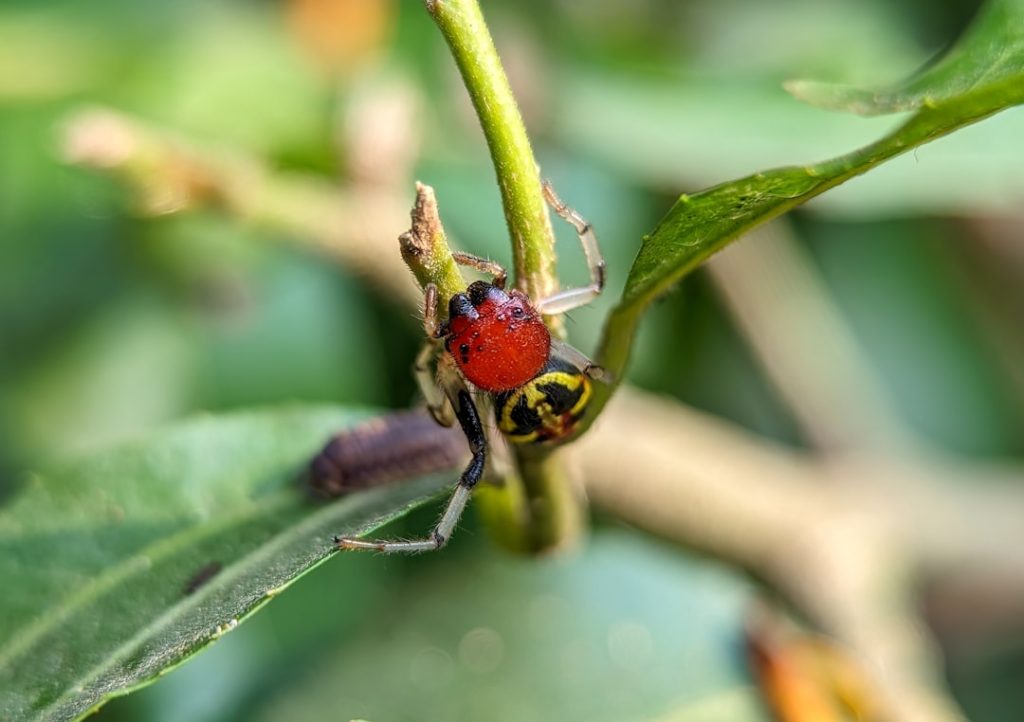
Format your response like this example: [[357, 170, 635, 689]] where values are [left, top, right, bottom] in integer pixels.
[[494, 359, 591, 443]]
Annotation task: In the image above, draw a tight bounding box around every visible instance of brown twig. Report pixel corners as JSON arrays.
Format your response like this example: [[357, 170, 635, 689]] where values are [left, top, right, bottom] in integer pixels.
[[706, 222, 924, 454], [398, 182, 464, 309], [62, 106, 419, 307]]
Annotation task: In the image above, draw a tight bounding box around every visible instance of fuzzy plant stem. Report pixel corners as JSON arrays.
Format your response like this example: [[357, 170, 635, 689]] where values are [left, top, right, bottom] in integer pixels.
[[425, 0, 558, 306]]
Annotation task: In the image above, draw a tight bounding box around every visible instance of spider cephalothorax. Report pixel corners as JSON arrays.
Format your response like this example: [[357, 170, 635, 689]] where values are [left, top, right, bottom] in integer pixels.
[[443, 281, 550, 393], [335, 182, 604, 553]]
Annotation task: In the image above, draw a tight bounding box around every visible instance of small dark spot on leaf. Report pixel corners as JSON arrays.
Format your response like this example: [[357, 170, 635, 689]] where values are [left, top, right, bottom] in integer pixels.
[[183, 561, 223, 595]]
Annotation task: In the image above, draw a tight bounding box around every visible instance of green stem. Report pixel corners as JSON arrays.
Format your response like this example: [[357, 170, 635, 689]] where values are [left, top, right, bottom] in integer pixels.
[[424, 0, 582, 554], [517, 451, 584, 552], [426, 0, 557, 304]]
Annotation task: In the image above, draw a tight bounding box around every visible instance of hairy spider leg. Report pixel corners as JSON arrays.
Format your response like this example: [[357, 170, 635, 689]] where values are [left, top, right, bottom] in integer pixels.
[[452, 251, 507, 289], [550, 338, 610, 383], [413, 284, 455, 426], [414, 341, 454, 426], [421, 283, 440, 338], [534, 181, 606, 316], [334, 368, 486, 553]]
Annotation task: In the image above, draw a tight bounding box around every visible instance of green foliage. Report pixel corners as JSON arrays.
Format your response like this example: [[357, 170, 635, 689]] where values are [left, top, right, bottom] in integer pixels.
[[593, 0, 1024, 396], [788, 0, 1024, 114], [243, 534, 762, 722], [429, 0, 558, 303], [0, 408, 450, 721], [110, 532, 763, 722], [2, 0, 1023, 719]]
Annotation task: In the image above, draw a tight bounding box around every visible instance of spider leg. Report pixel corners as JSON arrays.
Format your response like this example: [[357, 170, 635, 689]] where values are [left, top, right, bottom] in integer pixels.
[[334, 365, 485, 553], [452, 252, 507, 289], [421, 282, 441, 338], [413, 284, 455, 425], [414, 342, 454, 426], [550, 338, 611, 383], [474, 394, 514, 483], [534, 181, 606, 315]]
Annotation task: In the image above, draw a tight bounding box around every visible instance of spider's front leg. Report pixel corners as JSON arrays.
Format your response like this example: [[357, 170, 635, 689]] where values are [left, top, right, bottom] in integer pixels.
[[551, 338, 610, 383], [452, 251, 507, 288], [334, 361, 486, 553], [534, 181, 606, 316], [532, 182, 611, 382]]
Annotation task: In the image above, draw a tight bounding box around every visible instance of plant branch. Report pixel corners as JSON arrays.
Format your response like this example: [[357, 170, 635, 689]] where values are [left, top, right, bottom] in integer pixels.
[[706, 221, 925, 455], [425, 0, 558, 307], [573, 387, 1024, 722], [61, 106, 420, 307]]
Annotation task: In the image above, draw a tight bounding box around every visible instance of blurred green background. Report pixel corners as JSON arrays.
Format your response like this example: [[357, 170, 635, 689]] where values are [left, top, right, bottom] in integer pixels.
[[2, 0, 1022, 720]]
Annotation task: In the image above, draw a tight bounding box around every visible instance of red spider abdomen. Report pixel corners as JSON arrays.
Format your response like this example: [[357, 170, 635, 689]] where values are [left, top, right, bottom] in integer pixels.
[[446, 292, 551, 392]]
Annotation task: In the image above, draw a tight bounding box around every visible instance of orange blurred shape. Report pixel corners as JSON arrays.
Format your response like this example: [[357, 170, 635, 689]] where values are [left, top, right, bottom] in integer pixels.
[[748, 611, 880, 722], [286, 0, 394, 74]]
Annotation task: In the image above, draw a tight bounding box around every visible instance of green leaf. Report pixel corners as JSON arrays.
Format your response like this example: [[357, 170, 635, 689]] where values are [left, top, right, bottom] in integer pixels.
[[592, 0, 1024, 406], [555, 72, 1024, 218], [787, 0, 1024, 115], [0, 407, 452, 722], [243, 533, 765, 722]]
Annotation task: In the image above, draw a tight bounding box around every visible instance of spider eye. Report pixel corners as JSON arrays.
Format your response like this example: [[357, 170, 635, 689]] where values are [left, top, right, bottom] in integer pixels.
[[512, 307, 524, 317]]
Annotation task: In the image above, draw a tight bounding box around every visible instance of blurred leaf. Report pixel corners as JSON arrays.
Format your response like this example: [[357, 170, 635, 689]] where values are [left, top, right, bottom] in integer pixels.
[[807, 219, 1024, 456], [0, 407, 452, 722], [748, 615, 879, 722], [557, 71, 1024, 218], [556, 74, 895, 191], [4, 298, 194, 459], [788, 0, 1024, 114], [646, 688, 766, 722], [549, 0, 924, 194], [593, 0, 1024, 391], [118, 3, 329, 157], [555, 0, 1024, 218], [3, 232, 389, 459], [686, 0, 925, 85], [245, 533, 764, 722], [0, 11, 112, 100]]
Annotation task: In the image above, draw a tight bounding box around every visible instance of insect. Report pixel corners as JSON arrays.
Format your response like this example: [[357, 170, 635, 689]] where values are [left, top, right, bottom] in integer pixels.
[[309, 410, 466, 498], [334, 182, 605, 553]]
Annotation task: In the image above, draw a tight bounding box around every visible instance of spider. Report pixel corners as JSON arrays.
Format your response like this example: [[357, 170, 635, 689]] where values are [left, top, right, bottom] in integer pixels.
[[334, 182, 605, 553]]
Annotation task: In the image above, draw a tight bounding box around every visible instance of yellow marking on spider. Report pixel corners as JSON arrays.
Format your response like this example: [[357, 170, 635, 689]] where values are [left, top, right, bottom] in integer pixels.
[[569, 375, 592, 417], [506, 429, 539, 444], [498, 371, 591, 442]]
